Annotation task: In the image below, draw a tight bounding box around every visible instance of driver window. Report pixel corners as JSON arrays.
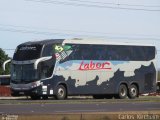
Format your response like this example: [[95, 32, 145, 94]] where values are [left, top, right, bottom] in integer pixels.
[[38, 59, 55, 79], [42, 44, 54, 57]]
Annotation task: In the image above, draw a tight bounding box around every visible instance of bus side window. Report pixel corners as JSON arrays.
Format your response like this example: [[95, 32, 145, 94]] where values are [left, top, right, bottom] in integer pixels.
[[81, 45, 93, 60], [107, 46, 119, 60], [145, 47, 155, 61], [39, 59, 55, 79], [40, 44, 55, 78], [122, 46, 131, 61], [81, 49, 89, 60], [94, 46, 106, 60], [132, 47, 144, 61], [66, 44, 81, 60], [70, 44, 88, 60], [42, 44, 54, 57]]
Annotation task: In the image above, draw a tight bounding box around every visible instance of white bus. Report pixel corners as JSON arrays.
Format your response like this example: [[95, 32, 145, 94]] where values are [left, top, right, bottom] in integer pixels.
[[10, 38, 157, 99]]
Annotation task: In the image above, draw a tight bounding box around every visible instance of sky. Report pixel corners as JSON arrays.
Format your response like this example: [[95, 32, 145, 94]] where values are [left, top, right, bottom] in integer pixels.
[[0, 0, 160, 67]]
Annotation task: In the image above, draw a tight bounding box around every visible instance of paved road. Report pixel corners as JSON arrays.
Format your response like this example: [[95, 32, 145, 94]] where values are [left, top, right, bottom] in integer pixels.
[[0, 101, 159, 114]]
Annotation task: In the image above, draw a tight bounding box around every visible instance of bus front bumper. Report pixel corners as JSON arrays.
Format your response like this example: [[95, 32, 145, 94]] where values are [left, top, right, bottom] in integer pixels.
[[10, 81, 42, 96]]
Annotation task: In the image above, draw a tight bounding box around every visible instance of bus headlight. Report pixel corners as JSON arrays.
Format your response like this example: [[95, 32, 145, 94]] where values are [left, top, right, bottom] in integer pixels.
[[42, 86, 47, 91], [31, 81, 41, 88]]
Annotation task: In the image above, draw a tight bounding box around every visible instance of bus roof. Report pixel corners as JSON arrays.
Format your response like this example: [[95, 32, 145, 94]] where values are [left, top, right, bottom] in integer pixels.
[[19, 39, 64, 46], [63, 38, 155, 47], [18, 38, 155, 47]]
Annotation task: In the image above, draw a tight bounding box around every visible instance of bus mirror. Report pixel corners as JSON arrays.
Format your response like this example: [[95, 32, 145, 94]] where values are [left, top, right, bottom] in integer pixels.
[[3, 59, 11, 71], [34, 56, 52, 69]]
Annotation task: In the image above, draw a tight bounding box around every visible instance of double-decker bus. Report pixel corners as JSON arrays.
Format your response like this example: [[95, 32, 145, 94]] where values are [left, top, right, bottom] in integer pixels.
[[10, 38, 157, 100]]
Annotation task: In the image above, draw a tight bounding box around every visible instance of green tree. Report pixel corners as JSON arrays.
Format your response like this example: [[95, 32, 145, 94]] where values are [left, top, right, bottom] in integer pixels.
[[0, 48, 10, 75]]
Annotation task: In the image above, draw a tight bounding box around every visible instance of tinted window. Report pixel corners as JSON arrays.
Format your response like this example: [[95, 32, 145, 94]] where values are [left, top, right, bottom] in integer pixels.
[[13, 44, 42, 61], [42, 44, 54, 57], [38, 59, 55, 79], [143, 46, 155, 61], [65, 44, 155, 61]]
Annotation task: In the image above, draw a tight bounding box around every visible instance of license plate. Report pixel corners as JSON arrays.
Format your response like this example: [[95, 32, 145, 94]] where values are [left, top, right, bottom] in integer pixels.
[[19, 92, 24, 94]]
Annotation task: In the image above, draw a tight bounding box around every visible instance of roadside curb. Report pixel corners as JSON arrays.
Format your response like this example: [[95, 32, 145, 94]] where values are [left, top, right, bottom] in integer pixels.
[[0, 97, 27, 100]]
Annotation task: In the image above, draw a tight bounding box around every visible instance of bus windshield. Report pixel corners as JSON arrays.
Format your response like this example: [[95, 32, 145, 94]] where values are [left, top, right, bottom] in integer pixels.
[[11, 64, 39, 83], [11, 43, 58, 83], [13, 44, 43, 61], [11, 58, 56, 83]]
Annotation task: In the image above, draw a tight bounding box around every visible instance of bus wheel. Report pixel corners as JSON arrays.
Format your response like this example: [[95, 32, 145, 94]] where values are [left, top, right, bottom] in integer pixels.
[[30, 95, 40, 100], [116, 84, 128, 99], [128, 84, 138, 99], [55, 85, 67, 100]]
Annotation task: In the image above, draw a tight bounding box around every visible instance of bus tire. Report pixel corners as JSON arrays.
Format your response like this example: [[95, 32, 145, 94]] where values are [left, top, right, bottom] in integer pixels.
[[55, 85, 67, 100], [128, 84, 138, 99], [116, 84, 128, 99]]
